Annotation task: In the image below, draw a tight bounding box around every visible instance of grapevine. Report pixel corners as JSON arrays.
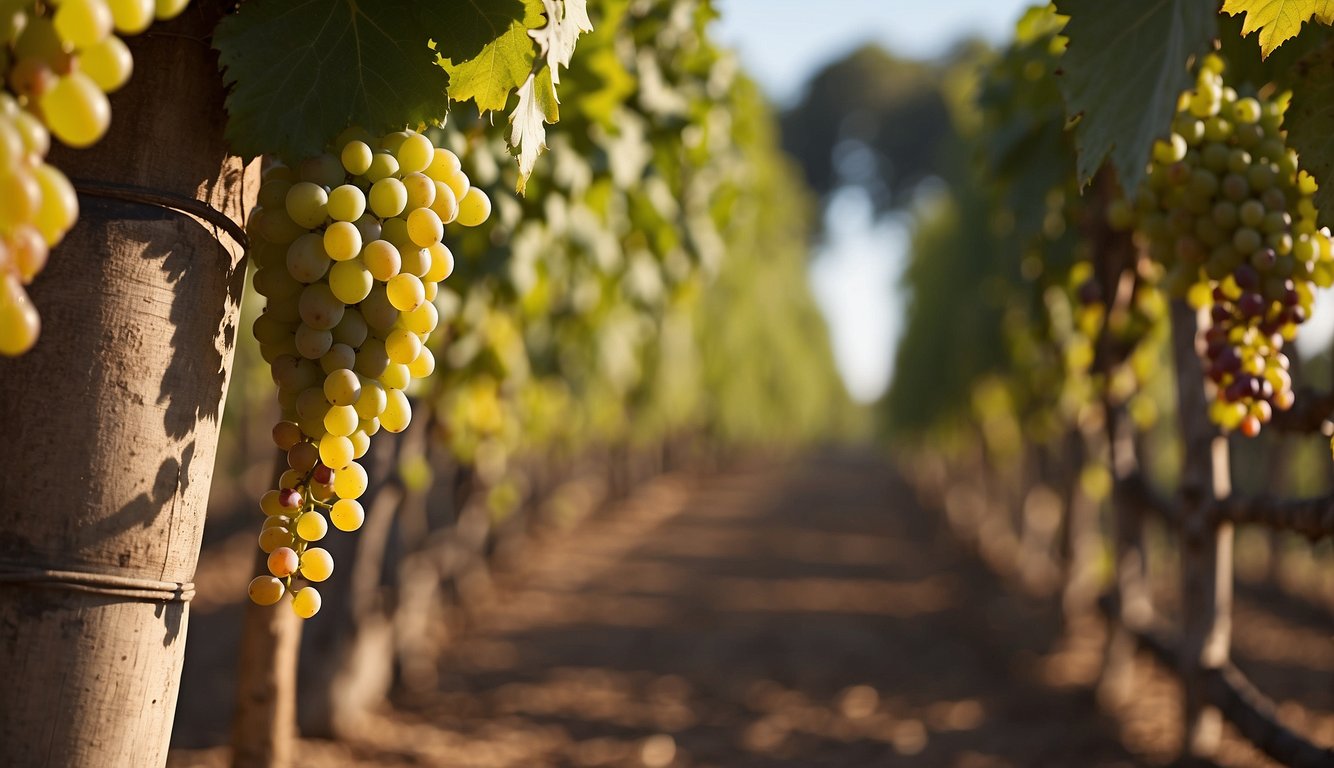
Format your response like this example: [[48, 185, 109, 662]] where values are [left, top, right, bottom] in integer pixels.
[[0, 0, 190, 355], [1128, 54, 1333, 438], [245, 127, 492, 618]]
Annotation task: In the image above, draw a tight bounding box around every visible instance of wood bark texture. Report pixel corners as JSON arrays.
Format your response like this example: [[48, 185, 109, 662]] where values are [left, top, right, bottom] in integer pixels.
[[0, 3, 256, 765]]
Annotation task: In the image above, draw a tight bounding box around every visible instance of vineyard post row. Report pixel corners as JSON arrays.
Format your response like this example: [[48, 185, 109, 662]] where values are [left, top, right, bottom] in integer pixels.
[[879, 4, 1334, 764]]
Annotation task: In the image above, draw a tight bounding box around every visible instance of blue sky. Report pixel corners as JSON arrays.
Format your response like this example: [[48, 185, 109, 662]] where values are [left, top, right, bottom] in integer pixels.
[[713, 0, 1039, 402]]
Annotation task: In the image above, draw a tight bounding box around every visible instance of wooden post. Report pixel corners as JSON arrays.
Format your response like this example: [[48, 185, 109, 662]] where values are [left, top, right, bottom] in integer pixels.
[[0, 4, 255, 765], [1170, 300, 1234, 763]]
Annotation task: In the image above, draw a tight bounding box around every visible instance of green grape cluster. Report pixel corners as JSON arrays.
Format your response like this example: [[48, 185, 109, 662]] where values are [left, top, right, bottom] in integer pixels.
[[0, 0, 190, 355], [245, 127, 493, 619], [0, 92, 74, 354], [1130, 54, 1332, 438]]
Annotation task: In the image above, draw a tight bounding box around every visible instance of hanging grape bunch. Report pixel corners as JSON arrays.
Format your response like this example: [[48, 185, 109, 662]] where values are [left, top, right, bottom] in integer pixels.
[[244, 127, 493, 618], [1129, 54, 1333, 438], [0, 0, 191, 355]]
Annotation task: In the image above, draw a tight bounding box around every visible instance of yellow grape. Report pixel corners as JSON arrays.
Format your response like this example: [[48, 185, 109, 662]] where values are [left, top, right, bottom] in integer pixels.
[[34, 164, 78, 245], [248, 576, 285, 606], [323, 221, 362, 261], [291, 586, 322, 619], [406, 207, 443, 247], [349, 429, 370, 459], [259, 489, 285, 516], [401, 301, 439, 335], [396, 132, 434, 175], [330, 498, 364, 531], [39, 72, 111, 148], [327, 259, 372, 304], [333, 461, 367, 499], [323, 368, 361, 406], [319, 432, 354, 469], [430, 180, 459, 224], [424, 243, 454, 283], [327, 183, 366, 222], [361, 239, 401, 281], [380, 362, 410, 390], [402, 172, 435, 210], [109, 0, 154, 34], [381, 387, 411, 433], [408, 347, 435, 379], [1, 277, 42, 355], [81, 35, 134, 92], [369, 177, 407, 218], [294, 511, 328, 542], [257, 526, 292, 554], [299, 548, 334, 582], [323, 404, 358, 437], [426, 147, 462, 181], [386, 272, 424, 312], [54, 0, 113, 50], [399, 245, 429, 277], [285, 182, 328, 229], [364, 151, 399, 183], [340, 141, 373, 177], [354, 380, 387, 418], [154, 0, 190, 21], [385, 328, 421, 365], [456, 187, 491, 227]]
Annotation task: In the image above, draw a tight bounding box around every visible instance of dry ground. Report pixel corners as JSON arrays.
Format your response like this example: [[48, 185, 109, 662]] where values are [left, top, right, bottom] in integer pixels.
[[168, 451, 1333, 767]]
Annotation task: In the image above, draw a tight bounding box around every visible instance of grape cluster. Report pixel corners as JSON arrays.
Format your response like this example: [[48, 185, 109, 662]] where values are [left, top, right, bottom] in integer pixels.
[[0, 0, 191, 355], [245, 127, 493, 618], [0, 93, 73, 354], [1132, 55, 1332, 438]]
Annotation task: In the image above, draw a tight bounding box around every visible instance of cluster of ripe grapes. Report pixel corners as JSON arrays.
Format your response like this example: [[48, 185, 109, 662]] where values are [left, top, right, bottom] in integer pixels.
[[244, 126, 492, 618], [1126, 55, 1332, 438], [0, 0, 190, 355]]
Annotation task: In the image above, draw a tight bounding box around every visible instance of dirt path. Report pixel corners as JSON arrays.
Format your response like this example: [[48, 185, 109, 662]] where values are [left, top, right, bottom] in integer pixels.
[[169, 451, 1332, 767]]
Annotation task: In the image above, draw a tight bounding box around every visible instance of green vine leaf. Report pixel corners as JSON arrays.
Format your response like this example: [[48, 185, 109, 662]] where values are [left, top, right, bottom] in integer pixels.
[[1053, 0, 1217, 193], [1284, 41, 1334, 221], [433, 0, 530, 63], [440, 0, 547, 113], [1221, 0, 1334, 58], [214, 0, 449, 160]]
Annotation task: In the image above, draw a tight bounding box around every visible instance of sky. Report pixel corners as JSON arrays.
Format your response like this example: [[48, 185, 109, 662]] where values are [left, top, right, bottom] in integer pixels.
[[713, 0, 1038, 402]]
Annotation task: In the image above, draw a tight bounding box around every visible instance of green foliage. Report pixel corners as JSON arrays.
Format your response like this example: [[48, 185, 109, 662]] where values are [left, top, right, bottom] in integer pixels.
[[1280, 39, 1334, 222], [215, 0, 590, 187], [439, 0, 547, 113], [214, 0, 450, 160], [1053, 0, 1216, 193]]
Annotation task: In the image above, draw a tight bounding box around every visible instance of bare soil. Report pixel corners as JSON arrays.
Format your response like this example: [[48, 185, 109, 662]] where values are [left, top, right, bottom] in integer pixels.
[[167, 451, 1333, 767]]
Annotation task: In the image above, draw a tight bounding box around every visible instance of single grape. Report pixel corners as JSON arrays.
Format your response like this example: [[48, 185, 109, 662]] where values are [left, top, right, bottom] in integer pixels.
[[319, 433, 354, 469], [456, 187, 491, 227], [330, 498, 364, 531], [267, 546, 299, 578], [295, 511, 328, 542], [299, 548, 334, 582], [333, 460, 368, 500], [248, 576, 285, 606], [40, 72, 111, 148], [381, 388, 411, 433], [291, 586, 322, 619]]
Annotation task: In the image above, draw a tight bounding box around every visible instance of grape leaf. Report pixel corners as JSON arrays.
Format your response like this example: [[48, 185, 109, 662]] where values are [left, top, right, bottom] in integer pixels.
[[529, 0, 593, 86], [433, 0, 528, 63], [1284, 41, 1334, 221], [510, 67, 560, 193], [1053, 0, 1217, 193], [1221, 0, 1334, 58], [441, 0, 547, 113], [214, 0, 448, 160]]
